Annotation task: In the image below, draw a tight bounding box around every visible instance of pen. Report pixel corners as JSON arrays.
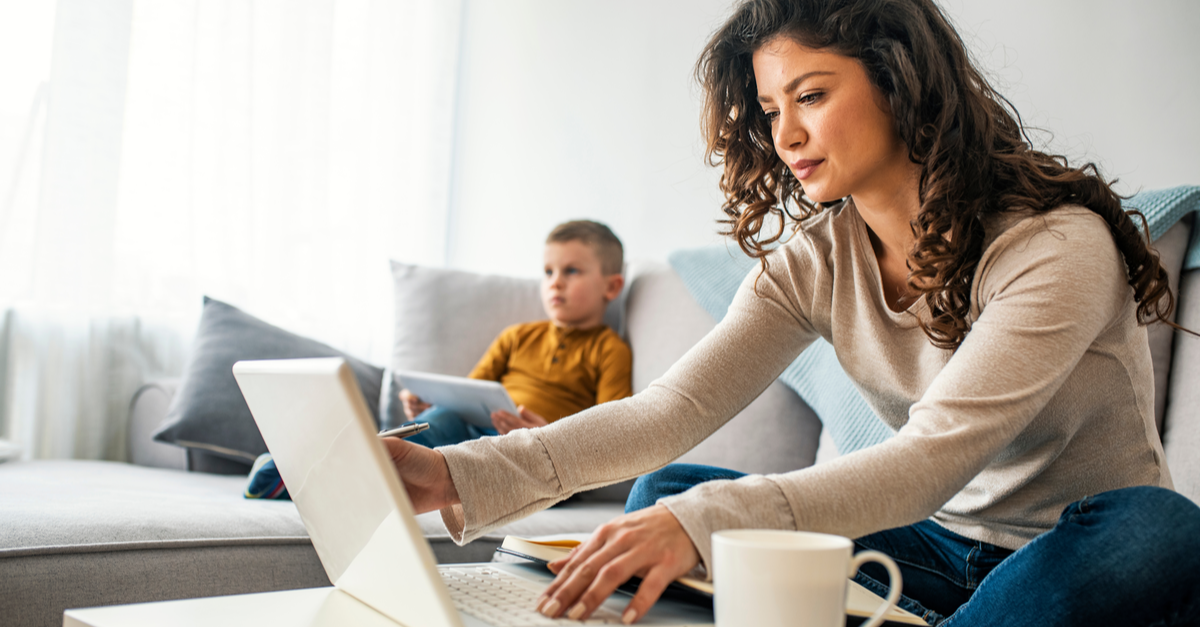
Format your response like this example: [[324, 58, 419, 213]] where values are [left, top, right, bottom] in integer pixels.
[[378, 422, 431, 439]]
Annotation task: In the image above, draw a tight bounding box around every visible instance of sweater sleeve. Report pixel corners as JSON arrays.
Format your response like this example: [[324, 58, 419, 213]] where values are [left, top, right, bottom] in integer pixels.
[[593, 334, 633, 404], [438, 245, 823, 543], [659, 209, 1132, 572]]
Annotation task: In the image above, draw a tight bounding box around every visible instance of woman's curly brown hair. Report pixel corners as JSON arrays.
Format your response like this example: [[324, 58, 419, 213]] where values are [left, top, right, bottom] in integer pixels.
[[697, 0, 1175, 350]]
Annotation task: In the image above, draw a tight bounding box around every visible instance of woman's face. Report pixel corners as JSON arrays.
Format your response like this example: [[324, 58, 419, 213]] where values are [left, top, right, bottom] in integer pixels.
[[752, 37, 911, 205]]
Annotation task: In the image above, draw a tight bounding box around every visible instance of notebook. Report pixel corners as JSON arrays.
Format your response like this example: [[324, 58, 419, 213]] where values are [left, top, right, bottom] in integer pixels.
[[230, 357, 714, 627]]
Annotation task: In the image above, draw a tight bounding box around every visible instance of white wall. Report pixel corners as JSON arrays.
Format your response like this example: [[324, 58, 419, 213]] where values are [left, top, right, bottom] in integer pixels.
[[943, 0, 1200, 195], [446, 0, 1200, 278], [446, 0, 736, 277]]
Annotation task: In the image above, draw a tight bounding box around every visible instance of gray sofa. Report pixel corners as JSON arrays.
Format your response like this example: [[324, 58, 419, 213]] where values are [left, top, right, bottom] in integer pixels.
[[3, 222, 1199, 627]]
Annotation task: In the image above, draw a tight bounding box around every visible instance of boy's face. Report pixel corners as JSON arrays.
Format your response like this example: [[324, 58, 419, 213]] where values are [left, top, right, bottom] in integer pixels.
[[542, 240, 624, 329]]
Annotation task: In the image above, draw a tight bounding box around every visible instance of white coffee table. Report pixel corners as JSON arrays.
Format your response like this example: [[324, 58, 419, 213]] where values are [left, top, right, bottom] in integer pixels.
[[64, 586, 400, 627]]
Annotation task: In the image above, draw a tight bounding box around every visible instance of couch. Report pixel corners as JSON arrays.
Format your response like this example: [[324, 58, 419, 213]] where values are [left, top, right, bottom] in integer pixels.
[[3, 219, 1198, 627]]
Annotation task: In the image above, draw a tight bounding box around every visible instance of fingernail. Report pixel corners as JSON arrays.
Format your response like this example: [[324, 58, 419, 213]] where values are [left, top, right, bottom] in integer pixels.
[[622, 608, 638, 625], [541, 599, 561, 616], [567, 603, 587, 620], [534, 594, 547, 612]]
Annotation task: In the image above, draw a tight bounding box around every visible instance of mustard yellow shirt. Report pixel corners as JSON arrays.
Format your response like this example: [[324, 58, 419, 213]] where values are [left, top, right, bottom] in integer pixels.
[[467, 321, 632, 422]]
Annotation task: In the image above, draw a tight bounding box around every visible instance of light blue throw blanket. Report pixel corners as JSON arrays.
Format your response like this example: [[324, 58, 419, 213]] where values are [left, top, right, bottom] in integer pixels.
[[668, 185, 1200, 456]]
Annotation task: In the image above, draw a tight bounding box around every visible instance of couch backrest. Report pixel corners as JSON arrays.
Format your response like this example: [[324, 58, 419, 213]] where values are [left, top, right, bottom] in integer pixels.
[[1149, 219, 1191, 433], [1149, 216, 1197, 505], [388, 261, 630, 379], [1164, 264, 1200, 505]]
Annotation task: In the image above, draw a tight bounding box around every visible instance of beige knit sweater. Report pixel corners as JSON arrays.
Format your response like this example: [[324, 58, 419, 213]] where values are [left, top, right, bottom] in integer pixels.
[[438, 202, 1172, 573]]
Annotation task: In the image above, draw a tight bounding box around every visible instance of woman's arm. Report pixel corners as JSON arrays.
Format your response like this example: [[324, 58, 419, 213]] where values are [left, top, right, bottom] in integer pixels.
[[436, 250, 822, 542], [537, 209, 1136, 621], [658, 208, 1135, 563]]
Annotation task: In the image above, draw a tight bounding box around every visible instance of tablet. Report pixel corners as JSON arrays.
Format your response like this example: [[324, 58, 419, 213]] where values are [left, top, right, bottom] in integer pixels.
[[395, 371, 519, 429]]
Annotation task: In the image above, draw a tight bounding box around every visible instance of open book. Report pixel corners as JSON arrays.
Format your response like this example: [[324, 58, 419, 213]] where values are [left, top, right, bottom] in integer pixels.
[[498, 536, 926, 626]]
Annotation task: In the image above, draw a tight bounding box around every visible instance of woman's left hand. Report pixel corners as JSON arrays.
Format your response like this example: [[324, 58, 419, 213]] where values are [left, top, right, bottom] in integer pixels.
[[535, 504, 700, 624]]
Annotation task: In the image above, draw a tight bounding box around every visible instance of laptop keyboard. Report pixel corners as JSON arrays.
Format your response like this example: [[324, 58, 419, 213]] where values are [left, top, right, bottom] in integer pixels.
[[440, 566, 626, 626]]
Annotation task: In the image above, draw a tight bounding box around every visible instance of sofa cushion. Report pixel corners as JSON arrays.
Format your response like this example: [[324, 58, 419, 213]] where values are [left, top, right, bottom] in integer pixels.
[[152, 297, 386, 469], [388, 261, 628, 380], [389, 262, 548, 381], [0, 460, 622, 627], [1165, 267, 1200, 505], [1148, 217, 1192, 435]]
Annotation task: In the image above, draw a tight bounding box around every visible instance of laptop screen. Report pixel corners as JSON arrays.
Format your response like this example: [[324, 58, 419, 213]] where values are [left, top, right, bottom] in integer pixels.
[[235, 357, 462, 627]]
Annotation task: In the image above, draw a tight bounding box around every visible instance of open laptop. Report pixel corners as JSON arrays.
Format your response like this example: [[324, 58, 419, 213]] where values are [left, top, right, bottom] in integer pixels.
[[231, 357, 714, 627]]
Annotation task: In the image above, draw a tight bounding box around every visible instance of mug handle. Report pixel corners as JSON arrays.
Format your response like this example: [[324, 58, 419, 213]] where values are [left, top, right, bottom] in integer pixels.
[[848, 550, 904, 627]]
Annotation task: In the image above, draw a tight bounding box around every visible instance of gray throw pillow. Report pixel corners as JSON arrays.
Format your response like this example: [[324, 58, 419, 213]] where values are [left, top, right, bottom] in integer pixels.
[[153, 297, 385, 465]]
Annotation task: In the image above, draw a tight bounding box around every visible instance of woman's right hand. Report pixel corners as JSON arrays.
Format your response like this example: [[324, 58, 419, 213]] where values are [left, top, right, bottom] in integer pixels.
[[399, 388, 430, 420], [380, 436, 459, 514], [535, 504, 700, 624]]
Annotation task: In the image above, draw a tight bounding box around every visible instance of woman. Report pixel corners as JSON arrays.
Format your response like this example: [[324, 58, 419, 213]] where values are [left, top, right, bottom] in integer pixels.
[[385, 0, 1200, 624]]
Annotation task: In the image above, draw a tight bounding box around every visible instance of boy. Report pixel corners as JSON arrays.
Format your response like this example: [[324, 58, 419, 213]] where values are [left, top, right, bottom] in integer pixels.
[[400, 220, 632, 448]]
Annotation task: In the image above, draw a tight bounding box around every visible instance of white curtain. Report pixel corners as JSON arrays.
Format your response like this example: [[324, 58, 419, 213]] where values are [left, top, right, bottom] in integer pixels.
[[0, 0, 463, 461]]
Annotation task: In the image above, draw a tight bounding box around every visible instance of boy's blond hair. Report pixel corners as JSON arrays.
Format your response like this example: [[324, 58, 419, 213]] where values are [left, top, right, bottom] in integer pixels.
[[546, 220, 624, 275]]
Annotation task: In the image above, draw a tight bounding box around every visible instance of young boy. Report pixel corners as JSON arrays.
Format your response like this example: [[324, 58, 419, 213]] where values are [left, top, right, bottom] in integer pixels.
[[400, 220, 632, 448]]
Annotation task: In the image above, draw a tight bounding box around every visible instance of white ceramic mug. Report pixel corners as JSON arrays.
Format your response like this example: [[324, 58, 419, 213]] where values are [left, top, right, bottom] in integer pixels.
[[712, 529, 903, 627]]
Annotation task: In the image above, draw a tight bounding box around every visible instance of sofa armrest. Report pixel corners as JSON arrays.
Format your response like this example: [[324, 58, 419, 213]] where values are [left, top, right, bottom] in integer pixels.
[[128, 380, 186, 470]]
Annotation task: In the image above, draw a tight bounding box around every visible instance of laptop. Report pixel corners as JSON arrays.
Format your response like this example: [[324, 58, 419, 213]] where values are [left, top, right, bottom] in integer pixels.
[[231, 357, 715, 627]]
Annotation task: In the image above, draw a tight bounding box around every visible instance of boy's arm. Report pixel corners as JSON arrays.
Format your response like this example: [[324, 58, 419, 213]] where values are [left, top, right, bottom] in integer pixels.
[[467, 325, 517, 381], [594, 335, 633, 404]]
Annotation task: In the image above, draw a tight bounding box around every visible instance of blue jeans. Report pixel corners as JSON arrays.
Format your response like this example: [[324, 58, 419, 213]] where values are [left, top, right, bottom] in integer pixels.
[[627, 463, 1200, 626], [404, 406, 498, 448]]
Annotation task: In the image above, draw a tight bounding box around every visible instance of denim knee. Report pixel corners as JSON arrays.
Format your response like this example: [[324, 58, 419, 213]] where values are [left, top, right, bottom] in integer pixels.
[[626, 466, 691, 513], [1054, 485, 1200, 603], [625, 463, 747, 514], [939, 486, 1200, 627], [1067, 485, 1200, 526], [625, 474, 663, 513], [1089, 486, 1200, 547]]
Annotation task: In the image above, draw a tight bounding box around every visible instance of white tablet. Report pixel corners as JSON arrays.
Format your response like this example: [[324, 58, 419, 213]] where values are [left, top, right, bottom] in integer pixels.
[[395, 371, 519, 430]]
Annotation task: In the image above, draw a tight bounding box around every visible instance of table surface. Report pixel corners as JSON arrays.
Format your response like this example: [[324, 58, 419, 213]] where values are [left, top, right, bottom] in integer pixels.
[[63, 574, 923, 627], [63, 587, 401, 627]]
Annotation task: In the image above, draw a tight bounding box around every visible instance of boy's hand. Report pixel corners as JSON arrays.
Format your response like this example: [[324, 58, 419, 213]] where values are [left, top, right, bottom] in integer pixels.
[[399, 389, 430, 420], [491, 406, 549, 435]]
